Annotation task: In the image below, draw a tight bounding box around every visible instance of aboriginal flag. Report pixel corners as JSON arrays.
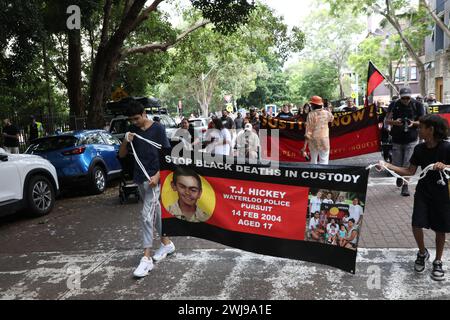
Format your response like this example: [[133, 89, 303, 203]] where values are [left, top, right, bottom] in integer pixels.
[[366, 61, 385, 106]]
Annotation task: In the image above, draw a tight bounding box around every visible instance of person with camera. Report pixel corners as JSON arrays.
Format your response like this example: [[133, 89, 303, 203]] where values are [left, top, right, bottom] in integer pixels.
[[386, 87, 425, 196]]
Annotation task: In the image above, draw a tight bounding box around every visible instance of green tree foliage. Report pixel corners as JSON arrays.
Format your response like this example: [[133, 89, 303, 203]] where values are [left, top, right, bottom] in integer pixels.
[[299, 3, 365, 98], [324, 0, 433, 95], [287, 59, 340, 103], [156, 3, 304, 115]]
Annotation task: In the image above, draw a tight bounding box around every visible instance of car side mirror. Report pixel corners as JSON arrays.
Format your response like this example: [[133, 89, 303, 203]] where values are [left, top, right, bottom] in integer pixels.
[[0, 154, 8, 162]]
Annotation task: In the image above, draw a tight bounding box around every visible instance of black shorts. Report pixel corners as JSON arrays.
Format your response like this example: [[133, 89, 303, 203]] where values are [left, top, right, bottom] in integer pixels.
[[412, 192, 450, 233]]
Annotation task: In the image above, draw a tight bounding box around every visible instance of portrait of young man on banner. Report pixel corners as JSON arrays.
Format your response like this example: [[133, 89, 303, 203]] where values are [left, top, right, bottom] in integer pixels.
[[162, 167, 214, 223]]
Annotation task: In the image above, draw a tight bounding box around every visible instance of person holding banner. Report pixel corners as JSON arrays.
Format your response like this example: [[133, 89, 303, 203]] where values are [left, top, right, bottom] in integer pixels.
[[386, 87, 425, 196], [377, 115, 449, 281], [303, 96, 334, 165], [168, 167, 210, 223], [119, 100, 175, 278]]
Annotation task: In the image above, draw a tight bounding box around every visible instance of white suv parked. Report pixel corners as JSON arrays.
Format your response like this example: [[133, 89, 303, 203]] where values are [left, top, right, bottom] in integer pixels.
[[0, 147, 59, 217]]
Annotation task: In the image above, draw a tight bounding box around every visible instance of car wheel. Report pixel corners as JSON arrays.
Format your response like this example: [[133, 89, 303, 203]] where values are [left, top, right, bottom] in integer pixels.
[[90, 166, 106, 194], [26, 175, 55, 217]]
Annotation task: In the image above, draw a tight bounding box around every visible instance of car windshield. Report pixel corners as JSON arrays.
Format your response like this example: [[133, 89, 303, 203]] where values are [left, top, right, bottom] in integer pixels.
[[159, 116, 177, 128], [110, 119, 131, 134], [26, 136, 77, 153]]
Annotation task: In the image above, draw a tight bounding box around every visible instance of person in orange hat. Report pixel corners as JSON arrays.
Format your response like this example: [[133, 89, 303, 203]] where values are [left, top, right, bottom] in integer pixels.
[[301, 96, 334, 164]]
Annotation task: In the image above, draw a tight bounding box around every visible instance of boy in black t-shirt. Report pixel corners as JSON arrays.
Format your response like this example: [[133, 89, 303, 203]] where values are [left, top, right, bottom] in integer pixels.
[[378, 115, 449, 281], [119, 100, 175, 278]]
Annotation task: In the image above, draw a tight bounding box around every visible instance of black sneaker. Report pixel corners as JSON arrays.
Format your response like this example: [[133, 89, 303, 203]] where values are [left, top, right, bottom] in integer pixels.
[[414, 249, 430, 273], [396, 178, 404, 188], [431, 260, 445, 281], [401, 185, 410, 197]]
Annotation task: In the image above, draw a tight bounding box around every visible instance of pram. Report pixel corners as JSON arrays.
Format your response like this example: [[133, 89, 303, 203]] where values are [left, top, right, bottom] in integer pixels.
[[118, 152, 140, 204]]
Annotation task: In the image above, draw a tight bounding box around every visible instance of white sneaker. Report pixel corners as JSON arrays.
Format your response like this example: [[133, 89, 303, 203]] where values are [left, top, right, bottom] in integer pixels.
[[153, 241, 176, 262], [133, 256, 153, 278]]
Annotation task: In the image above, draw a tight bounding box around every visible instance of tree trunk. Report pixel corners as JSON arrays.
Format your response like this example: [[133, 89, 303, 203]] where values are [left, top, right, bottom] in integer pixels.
[[42, 39, 54, 133], [67, 30, 84, 129], [382, 12, 427, 96], [418, 63, 426, 97], [389, 61, 394, 98], [338, 74, 345, 99], [87, 43, 123, 129]]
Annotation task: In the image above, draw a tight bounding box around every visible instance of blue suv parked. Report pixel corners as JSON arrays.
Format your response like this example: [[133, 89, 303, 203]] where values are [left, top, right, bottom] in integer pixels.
[[25, 130, 122, 194]]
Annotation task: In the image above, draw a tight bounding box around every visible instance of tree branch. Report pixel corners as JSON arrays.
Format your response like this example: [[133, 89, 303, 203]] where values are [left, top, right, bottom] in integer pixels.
[[122, 19, 210, 56], [100, 0, 113, 47], [129, 0, 165, 32], [122, 0, 133, 19], [50, 61, 68, 88], [420, 0, 450, 38]]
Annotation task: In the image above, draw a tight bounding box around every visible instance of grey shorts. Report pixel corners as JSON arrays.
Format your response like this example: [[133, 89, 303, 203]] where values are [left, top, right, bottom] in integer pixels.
[[392, 141, 417, 167]]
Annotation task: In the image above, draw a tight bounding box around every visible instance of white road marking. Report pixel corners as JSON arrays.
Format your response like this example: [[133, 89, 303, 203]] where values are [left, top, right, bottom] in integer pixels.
[[1, 248, 449, 300]]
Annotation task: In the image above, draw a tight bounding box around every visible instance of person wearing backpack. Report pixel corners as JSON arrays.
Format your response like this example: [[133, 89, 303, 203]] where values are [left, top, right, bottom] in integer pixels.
[[386, 87, 425, 196]]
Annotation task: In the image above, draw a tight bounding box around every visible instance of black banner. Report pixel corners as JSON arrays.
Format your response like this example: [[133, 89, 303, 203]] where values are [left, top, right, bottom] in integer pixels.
[[160, 154, 370, 273]]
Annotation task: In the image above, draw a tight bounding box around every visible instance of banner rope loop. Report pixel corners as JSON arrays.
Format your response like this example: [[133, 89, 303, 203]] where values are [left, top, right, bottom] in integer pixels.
[[125, 132, 161, 223], [366, 162, 450, 186]]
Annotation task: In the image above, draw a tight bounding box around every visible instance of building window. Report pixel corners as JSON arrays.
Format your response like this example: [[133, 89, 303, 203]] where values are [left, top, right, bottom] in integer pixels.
[[437, 0, 446, 13], [436, 25, 444, 51], [410, 66, 417, 81], [395, 68, 401, 82], [395, 67, 407, 82]]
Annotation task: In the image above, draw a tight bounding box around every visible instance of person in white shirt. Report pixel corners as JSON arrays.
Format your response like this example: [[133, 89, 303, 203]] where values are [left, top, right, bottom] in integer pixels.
[[209, 118, 232, 156], [322, 193, 334, 204], [236, 123, 260, 159], [308, 212, 324, 241], [348, 198, 363, 225], [309, 191, 323, 217], [326, 218, 338, 234]]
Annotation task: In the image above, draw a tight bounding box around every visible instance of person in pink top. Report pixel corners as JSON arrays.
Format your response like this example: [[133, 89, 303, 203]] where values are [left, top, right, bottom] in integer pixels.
[[301, 96, 334, 164]]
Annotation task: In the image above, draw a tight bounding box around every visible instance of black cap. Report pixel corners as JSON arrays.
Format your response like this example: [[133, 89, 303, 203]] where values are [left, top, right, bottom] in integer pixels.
[[399, 87, 412, 98]]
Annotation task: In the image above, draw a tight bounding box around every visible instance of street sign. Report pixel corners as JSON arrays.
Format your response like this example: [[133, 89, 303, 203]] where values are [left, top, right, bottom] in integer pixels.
[[111, 87, 128, 102], [351, 92, 357, 99], [226, 103, 234, 113]]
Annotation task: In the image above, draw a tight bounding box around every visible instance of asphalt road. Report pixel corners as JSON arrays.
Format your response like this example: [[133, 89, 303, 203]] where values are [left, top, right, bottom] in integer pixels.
[[1, 152, 448, 300]]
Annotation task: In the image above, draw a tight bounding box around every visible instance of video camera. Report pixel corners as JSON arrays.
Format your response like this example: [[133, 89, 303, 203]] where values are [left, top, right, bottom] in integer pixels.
[[401, 117, 412, 133]]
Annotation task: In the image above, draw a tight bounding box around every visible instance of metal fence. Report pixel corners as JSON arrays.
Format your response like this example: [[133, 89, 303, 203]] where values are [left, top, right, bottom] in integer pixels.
[[1, 113, 89, 153]]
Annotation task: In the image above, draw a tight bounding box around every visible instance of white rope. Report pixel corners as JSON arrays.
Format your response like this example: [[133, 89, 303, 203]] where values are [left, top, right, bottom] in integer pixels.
[[125, 132, 161, 223], [367, 162, 450, 186], [125, 132, 161, 182]]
